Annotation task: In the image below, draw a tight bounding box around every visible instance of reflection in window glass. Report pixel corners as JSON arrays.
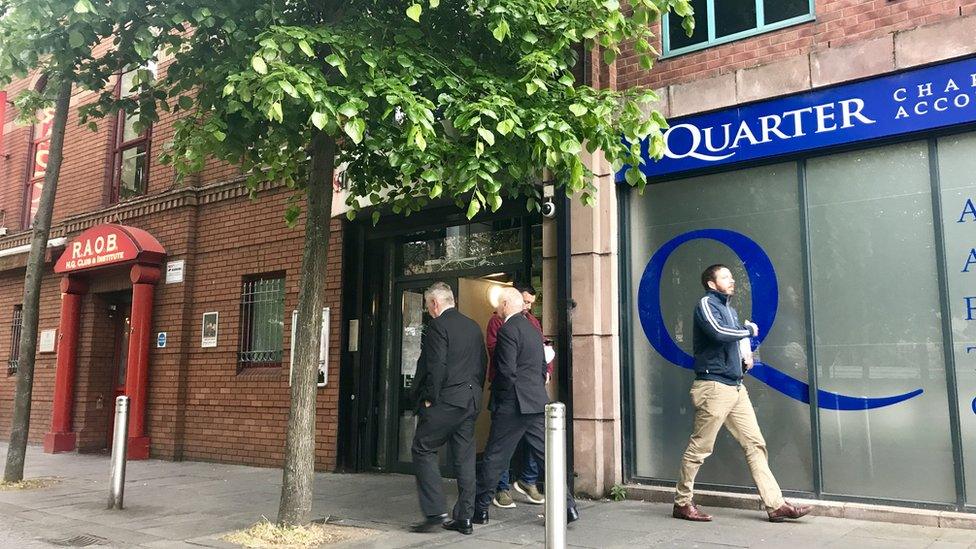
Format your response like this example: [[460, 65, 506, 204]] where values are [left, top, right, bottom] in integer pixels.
[[807, 142, 955, 503], [763, 0, 809, 24], [119, 145, 147, 199], [629, 163, 813, 492], [937, 131, 976, 505], [400, 220, 522, 276], [667, 0, 708, 50], [715, 0, 757, 38]]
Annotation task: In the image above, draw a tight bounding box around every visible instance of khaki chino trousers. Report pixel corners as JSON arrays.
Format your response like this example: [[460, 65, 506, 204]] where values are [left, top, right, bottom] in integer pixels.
[[675, 380, 786, 511]]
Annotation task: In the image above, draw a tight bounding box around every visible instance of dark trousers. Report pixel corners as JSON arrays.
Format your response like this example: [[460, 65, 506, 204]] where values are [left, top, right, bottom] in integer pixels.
[[475, 403, 576, 512], [411, 401, 478, 520]]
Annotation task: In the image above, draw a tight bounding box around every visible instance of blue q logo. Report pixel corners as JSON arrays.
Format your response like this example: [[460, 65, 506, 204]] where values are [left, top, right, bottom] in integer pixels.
[[638, 229, 924, 410]]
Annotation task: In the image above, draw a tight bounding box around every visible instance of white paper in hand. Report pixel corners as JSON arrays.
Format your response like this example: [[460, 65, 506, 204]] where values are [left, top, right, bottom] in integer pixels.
[[738, 337, 753, 363], [544, 344, 556, 364]]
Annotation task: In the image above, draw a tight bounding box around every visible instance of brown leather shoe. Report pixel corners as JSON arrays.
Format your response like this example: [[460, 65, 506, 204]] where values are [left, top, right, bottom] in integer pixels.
[[672, 503, 713, 522], [767, 502, 812, 522]]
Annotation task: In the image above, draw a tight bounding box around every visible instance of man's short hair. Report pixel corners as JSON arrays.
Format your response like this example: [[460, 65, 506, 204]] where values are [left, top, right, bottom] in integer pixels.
[[516, 284, 537, 296], [425, 282, 455, 307], [701, 264, 729, 289]]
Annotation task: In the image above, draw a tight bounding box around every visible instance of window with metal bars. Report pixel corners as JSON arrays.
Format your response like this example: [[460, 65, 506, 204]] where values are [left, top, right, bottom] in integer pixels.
[[8, 305, 23, 375], [238, 274, 285, 370]]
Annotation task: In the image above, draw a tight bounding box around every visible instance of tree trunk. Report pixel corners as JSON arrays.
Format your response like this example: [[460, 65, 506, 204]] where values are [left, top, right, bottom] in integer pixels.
[[4, 75, 73, 483], [277, 131, 335, 525]]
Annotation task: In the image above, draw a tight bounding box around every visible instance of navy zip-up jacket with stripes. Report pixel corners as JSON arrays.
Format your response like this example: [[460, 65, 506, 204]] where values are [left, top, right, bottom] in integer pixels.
[[693, 289, 758, 386]]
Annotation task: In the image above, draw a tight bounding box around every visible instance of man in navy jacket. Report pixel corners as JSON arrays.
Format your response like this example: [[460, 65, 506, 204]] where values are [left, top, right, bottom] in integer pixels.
[[673, 264, 811, 523]]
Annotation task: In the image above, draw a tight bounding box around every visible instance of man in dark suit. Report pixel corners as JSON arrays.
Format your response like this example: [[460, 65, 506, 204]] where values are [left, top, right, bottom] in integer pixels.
[[473, 286, 579, 525], [409, 282, 487, 536]]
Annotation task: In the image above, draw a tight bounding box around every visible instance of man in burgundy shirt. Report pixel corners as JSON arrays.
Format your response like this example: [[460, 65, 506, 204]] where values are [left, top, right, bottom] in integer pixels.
[[485, 285, 552, 508]]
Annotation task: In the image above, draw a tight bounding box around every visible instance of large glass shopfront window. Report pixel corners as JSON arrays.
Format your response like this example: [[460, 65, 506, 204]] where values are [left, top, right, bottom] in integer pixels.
[[937, 132, 976, 506], [626, 133, 975, 507], [806, 142, 955, 503], [629, 162, 813, 492]]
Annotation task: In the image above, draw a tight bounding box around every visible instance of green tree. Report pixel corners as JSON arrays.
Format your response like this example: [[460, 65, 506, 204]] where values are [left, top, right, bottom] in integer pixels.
[[0, 0, 181, 482], [131, 0, 692, 525]]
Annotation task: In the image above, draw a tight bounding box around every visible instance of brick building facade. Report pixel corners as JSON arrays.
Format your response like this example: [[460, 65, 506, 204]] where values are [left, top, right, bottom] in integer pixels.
[[613, 1, 976, 511], [0, 61, 344, 469], [2, 0, 976, 514]]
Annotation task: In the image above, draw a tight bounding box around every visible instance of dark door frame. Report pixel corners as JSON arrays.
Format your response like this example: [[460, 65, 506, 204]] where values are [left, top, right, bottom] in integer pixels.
[[337, 202, 544, 474]]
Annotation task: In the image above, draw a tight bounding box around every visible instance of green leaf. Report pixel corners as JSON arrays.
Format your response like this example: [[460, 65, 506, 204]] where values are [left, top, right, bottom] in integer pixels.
[[178, 96, 193, 110], [298, 40, 314, 57], [603, 0, 620, 10], [569, 104, 588, 117], [372, 211, 381, 225], [466, 198, 481, 219], [421, 169, 439, 182], [270, 101, 283, 121], [73, 0, 93, 14], [213, 130, 227, 142], [429, 182, 443, 198], [430, 0, 440, 7], [344, 118, 365, 144], [311, 111, 328, 130], [496, 119, 516, 135], [346, 210, 357, 221], [492, 19, 510, 42], [222, 83, 235, 96], [478, 127, 495, 146], [279, 80, 298, 98], [488, 193, 502, 212], [251, 55, 267, 74], [526, 82, 538, 96], [406, 4, 423, 22], [414, 130, 427, 151], [523, 31, 538, 44], [68, 31, 84, 48], [604, 48, 617, 65], [560, 139, 582, 155], [338, 102, 359, 117]]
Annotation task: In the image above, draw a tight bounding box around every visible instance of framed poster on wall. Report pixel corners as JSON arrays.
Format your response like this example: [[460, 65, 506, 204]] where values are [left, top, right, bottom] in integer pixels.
[[290, 307, 329, 388], [201, 311, 218, 348]]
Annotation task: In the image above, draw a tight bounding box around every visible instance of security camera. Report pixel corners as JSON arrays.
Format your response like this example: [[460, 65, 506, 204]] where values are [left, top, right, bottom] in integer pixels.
[[541, 199, 556, 219]]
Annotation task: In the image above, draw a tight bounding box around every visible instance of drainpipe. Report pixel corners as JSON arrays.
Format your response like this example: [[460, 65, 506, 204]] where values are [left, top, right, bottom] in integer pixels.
[[555, 186, 575, 493]]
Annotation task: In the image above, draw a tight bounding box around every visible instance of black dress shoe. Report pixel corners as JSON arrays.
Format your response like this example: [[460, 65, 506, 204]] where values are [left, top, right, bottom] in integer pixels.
[[472, 509, 489, 525], [567, 506, 580, 524], [443, 519, 473, 535], [409, 513, 448, 533]]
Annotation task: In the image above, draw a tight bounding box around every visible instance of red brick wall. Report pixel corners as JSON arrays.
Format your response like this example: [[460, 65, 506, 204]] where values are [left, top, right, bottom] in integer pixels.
[[618, 0, 976, 91], [0, 49, 346, 471]]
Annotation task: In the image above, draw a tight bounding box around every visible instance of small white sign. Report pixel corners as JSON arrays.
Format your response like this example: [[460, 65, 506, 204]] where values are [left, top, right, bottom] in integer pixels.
[[165, 260, 185, 284], [201, 312, 218, 348], [38, 329, 57, 353], [290, 307, 330, 388]]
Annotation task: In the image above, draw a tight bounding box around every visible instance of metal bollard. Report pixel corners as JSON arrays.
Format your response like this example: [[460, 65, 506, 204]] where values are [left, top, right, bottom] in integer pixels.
[[107, 396, 129, 510], [545, 402, 567, 549]]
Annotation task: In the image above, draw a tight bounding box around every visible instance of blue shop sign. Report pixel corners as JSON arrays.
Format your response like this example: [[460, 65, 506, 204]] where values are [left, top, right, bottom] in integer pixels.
[[630, 56, 976, 179]]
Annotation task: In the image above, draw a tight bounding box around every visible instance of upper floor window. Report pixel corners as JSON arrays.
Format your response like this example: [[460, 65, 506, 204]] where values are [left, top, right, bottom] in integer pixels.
[[8, 305, 22, 375], [23, 75, 52, 229], [238, 274, 285, 370], [664, 0, 814, 57], [112, 64, 155, 202]]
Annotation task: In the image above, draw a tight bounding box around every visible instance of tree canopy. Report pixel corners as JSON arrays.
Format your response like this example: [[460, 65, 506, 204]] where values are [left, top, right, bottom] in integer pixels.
[[118, 0, 694, 222]]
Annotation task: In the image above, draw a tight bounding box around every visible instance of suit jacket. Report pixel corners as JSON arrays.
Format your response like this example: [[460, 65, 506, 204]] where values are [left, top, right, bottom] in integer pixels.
[[412, 307, 487, 411], [489, 313, 549, 414]]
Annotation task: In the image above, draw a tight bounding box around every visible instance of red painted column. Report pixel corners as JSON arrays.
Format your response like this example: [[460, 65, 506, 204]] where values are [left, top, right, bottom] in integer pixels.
[[44, 276, 89, 453], [125, 263, 160, 460]]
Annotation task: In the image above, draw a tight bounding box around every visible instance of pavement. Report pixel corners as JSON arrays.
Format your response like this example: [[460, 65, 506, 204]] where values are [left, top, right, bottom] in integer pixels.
[[0, 442, 975, 548]]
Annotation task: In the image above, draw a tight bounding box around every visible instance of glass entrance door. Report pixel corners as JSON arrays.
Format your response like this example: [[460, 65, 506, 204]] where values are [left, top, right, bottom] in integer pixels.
[[107, 303, 131, 449], [389, 280, 456, 475], [349, 214, 543, 475]]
